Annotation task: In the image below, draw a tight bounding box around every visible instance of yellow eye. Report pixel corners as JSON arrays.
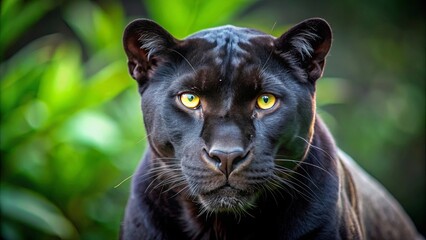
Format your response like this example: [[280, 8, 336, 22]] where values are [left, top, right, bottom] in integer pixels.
[[257, 94, 276, 110], [180, 93, 201, 109]]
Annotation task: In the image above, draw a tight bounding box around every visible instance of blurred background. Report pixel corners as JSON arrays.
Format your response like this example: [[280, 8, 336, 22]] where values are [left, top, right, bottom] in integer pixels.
[[0, 0, 424, 239]]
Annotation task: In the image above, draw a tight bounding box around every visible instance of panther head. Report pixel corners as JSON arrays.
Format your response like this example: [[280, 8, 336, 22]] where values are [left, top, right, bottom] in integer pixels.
[[123, 18, 332, 213]]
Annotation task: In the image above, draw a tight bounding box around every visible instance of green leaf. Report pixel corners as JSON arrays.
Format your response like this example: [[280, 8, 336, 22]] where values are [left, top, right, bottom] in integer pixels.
[[0, 184, 77, 239], [316, 77, 350, 106], [37, 42, 83, 112], [145, 0, 256, 38], [0, 34, 63, 114], [191, 0, 256, 31], [0, 0, 57, 55], [59, 110, 122, 152], [64, 1, 125, 54], [81, 60, 132, 108]]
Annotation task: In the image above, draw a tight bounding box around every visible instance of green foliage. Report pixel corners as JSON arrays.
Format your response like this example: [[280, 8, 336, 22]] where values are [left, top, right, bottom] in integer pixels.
[[145, 0, 255, 38], [1, 184, 77, 239], [1, 0, 424, 238], [0, 0, 57, 55], [0, 1, 141, 239]]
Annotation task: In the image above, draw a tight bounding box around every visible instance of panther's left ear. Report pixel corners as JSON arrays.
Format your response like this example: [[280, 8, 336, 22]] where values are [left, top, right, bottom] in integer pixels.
[[274, 18, 332, 83], [123, 19, 179, 87]]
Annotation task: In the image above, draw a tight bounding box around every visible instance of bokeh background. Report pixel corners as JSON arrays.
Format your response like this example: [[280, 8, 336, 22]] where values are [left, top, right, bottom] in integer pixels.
[[1, 0, 424, 239]]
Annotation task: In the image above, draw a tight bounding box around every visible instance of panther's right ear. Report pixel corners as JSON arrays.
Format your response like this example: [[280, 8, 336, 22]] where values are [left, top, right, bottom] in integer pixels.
[[274, 18, 332, 83], [123, 19, 178, 85]]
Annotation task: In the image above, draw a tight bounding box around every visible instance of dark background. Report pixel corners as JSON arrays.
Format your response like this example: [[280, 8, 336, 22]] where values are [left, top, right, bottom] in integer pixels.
[[1, 0, 424, 239]]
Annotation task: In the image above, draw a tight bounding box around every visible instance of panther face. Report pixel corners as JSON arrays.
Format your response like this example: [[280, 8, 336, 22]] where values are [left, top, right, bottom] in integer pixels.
[[123, 19, 331, 213]]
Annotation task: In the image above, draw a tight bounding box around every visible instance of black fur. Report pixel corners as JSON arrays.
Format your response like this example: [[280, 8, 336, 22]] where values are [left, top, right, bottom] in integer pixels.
[[121, 18, 422, 240]]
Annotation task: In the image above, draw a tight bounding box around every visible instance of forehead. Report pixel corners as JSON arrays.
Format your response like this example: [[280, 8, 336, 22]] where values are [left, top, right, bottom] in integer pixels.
[[188, 25, 267, 44], [186, 26, 273, 68], [170, 26, 283, 96]]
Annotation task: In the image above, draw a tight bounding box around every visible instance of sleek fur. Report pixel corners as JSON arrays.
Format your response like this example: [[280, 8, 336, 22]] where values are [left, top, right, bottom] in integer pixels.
[[120, 18, 422, 239]]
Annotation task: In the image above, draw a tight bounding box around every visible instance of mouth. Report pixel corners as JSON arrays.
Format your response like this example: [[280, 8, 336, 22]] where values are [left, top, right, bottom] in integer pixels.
[[198, 185, 257, 213]]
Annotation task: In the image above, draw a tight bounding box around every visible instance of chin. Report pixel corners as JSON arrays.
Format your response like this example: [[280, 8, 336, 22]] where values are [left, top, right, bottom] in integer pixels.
[[197, 186, 257, 214]]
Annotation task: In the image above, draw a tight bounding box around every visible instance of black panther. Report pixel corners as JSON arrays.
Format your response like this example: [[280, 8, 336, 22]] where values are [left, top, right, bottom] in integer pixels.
[[120, 18, 422, 239]]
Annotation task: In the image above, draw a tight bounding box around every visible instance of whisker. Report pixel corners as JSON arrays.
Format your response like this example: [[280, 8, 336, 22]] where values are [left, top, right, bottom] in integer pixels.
[[136, 132, 152, 144], [258, 178, 280, 206], [270, 21, 277, 33], [137, 165, 181, 180], [170, 184, 190, 199], [260, 50, 274, 74], [239, 203, 255, 219], [114, 174, 134, 188], [142, 161, 182, 193], [271, 174, 318, 202], [269, 175, 294, 199], [274, 158, 334, 178], [273, 166, 321, 202], [274, 164, 319, 190], [148, 171, 183, 193], [171, 49, 196, 74], [295, 135, 334, 164]]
